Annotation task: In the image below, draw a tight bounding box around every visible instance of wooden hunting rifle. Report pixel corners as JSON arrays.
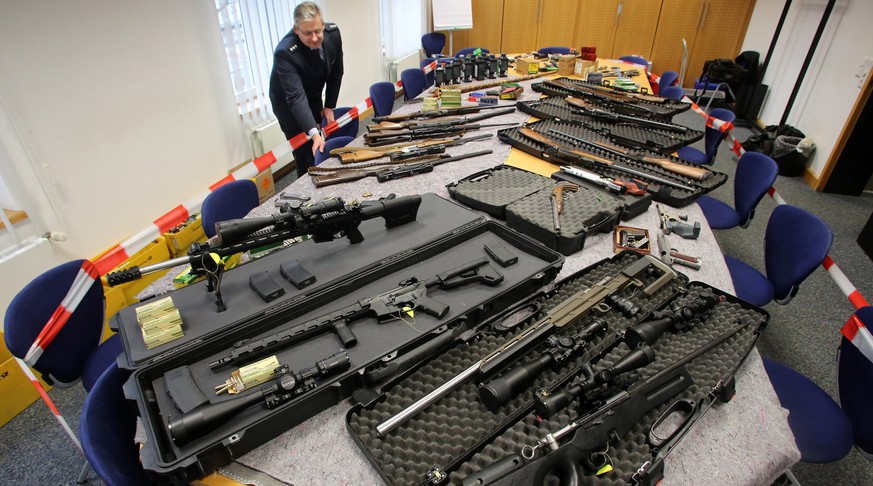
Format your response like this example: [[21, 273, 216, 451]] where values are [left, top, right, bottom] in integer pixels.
[[544, 79, 661, 116], [368, 106, 515, 133], [329, 134, 492, 164], [517, 127, 695, 192], [547, 128, 712, 181]]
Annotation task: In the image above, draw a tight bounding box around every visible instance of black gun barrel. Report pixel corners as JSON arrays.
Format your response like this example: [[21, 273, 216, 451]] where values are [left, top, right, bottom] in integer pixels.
[[216, 198, 346, 245]]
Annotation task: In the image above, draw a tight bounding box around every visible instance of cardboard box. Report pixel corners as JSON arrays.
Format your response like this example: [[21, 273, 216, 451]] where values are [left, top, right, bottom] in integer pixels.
[[575, 59, 598, 77], [515, 57, 540, 74], [164, 214, 206, 258], [557, 55, 579, 76], [253, 168, 275, 204], [0, 333, 50, 427]]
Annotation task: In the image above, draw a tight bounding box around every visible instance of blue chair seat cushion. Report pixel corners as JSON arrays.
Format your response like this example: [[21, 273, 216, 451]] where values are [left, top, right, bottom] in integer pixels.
[[724, 255, 774, 306], [81, 333, 122, 392], [763, 358, 853, 463], [697, 195, 741, 229], [676, 146, 710, 165]]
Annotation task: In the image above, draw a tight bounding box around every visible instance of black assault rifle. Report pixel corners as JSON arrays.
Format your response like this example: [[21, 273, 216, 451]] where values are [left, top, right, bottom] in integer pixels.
[[208, 257, 503, 370]]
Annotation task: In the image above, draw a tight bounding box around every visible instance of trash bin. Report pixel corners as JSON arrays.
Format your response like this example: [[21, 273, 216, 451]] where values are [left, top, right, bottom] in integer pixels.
[[772, 136, 815, 177]]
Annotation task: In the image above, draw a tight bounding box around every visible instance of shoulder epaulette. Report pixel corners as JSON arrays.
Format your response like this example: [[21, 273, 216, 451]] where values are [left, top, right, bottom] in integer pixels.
[[288, 44, 299, 54], [324, 23, 338, 32]]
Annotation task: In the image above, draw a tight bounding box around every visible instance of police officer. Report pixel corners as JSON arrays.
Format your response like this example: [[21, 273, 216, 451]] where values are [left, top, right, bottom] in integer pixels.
[[270, 2, 344, 176]]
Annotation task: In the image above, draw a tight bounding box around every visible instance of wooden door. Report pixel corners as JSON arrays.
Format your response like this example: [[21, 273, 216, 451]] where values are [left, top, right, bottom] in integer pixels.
[[685, 0, 755, 88], [611, 0, 663, 62], [576, 0, 621, 58], [649, 0, 703, 78], [468, 0, 506, 54], [501, 0, 539, 54], [536, 0, 581, 51]]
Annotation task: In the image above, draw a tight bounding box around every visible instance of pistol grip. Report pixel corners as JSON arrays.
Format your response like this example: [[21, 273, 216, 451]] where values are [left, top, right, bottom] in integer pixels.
[[333, 321, 358, 347], [415, 295, 450, 319]]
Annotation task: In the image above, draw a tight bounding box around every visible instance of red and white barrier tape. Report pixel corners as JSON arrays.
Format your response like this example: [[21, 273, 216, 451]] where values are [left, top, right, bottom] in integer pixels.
[[842, 311, 873, 365], [16, 358, 83, 454]]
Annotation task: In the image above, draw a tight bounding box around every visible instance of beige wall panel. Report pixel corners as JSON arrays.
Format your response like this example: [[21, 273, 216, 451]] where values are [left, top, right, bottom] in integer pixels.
[[576, 0, 621, 57], [611, 0, 664, 61], [650, 0, 702, 75], [501, 0, 539, 53], [686, 0, 754, 87], [469, 0, 506, 53], [536, 0, 581, 50]]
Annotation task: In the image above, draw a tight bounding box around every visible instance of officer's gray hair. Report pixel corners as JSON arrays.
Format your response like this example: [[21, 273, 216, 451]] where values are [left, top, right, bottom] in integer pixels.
[[293, 2, 323, 27]]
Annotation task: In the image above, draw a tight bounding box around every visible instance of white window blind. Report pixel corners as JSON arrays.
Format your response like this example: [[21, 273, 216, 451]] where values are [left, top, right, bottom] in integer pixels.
[[380, 0, 424, 63], [215, 0, 300, 130]]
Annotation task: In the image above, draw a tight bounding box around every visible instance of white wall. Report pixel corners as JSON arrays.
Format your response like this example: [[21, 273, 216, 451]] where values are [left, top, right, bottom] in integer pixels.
[[0, 1, 387, 331], [745, 0, 872, 177]]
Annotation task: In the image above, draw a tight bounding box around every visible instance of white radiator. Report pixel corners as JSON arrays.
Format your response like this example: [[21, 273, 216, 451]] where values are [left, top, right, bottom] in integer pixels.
[[388, 51, 422, 84]]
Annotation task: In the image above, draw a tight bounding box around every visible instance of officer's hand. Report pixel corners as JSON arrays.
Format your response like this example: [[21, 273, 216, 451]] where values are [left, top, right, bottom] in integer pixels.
[[311, 133, 326, 156], [322, 108, 335, 124]]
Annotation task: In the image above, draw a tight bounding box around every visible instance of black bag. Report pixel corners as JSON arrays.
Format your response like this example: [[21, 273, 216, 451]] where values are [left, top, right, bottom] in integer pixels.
[[703, 58, 748, 84], [741, 124, 806, 156]]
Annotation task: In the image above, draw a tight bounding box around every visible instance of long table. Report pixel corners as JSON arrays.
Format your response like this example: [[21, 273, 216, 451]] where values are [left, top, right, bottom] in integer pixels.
[[190, 66, 800, 485]]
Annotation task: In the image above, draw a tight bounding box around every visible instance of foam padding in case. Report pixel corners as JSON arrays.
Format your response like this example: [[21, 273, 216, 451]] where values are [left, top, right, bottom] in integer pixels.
[[346, 253, 765, 486], [447, 165, 554, 218]]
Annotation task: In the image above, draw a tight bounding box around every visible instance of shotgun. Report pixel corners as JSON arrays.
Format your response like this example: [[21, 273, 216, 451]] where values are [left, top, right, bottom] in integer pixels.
[[564, 96, 688, 133], [308, 150, 493, 187]]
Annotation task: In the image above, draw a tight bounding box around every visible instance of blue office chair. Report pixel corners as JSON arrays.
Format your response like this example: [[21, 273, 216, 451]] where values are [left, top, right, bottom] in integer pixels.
[[696, 152, 778, 229], [80, 363, 160, 485], [201, 179, 260, 239], [763, 356, 854, 463], [421, 58, 437, 87], [5, 259, 121, 392], [676, 108, 736, 166], [421, 32, 446, 58], [724, 204, 833, 306], [660, 86, 685, 101], [619, 55, 648, 68], [455, 47, 490, 58], [322, 106, 358, 140], [315, 135, 354, 166], [838, 306, 873, 457], [369, 82, 396, 117], [400, 68, 428, 101], [538, 46, 571, 55], [659, 70, 679, 90]]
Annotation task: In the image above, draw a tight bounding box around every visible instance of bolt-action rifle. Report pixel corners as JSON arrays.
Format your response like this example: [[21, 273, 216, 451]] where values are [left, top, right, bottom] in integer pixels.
[[105, 195, 422, 311], [308, 149, 493, 187], [374, 255, 677, 437], [372, 102, 516, 123], [208, 257, 503, 371], [548, 128, 711, 181], [364, 122, 517, 147], [367, 107, 515, 133], [518, 128, 695, 192]]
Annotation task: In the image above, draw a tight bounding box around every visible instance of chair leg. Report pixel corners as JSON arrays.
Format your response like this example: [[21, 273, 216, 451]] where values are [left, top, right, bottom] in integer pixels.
[[77, 461, 91, 484]]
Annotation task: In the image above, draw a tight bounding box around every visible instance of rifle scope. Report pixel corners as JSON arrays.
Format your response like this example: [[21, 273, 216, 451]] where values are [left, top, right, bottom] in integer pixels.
[[215, 198, 345, 246]]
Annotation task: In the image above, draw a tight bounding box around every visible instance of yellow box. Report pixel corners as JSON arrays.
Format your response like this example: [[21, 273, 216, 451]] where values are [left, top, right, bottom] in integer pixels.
[[164, 214, 206, 257], [98, 236, 172, 307], [0, 333, 50, 427], [516, 57, 540, 74]]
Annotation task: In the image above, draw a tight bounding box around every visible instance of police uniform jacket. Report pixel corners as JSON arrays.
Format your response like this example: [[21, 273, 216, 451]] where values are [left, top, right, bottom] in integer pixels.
[[269, 22, 344, 138]]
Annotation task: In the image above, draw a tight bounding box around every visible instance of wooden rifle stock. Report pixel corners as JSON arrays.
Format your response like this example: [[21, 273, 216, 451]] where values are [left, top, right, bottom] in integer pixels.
[[565, 96, 689, 134]]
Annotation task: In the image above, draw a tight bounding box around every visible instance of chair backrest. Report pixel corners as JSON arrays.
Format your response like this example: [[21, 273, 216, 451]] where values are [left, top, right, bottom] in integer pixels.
[[369, 82, 396, 117], [322, 106, 358, 140], [315, 135, 354, 166], [421, 32, 446, 58], [538, 46, 571, 55], [660, 86, 685, 101], [733, 152, 778, 228], [455, 47, 490, 58], [4, 259, 105, 386], [764, 204, 833, 304], [80, 364, 159, 486], [702, 108, 737, 162], [838, 306, 873, 457], [400, 68, 427, 101], [659, 70, 679, 89], [421, 57, 437, 86], [201, 179, 260, 239], [619, 55, 648, 68]]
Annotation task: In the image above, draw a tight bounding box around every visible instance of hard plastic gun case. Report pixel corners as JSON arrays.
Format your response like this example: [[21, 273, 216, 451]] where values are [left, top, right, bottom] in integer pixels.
[[119, 193, 565, 485], [447, 165, 638, 256], [345, 252, 767, 485]]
